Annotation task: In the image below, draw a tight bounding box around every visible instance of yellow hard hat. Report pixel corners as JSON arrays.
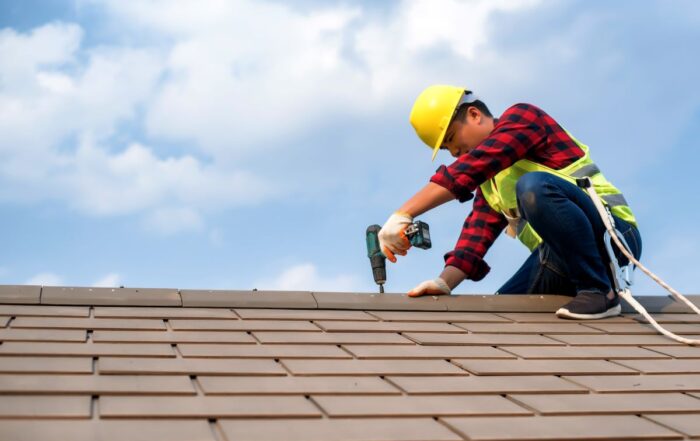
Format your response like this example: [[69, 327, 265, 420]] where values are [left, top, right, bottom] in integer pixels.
[[409, 85, 472, 161]]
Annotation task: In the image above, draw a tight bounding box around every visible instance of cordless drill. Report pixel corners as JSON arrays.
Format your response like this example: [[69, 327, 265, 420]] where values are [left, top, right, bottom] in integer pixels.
[[365, 221, 432, 293]]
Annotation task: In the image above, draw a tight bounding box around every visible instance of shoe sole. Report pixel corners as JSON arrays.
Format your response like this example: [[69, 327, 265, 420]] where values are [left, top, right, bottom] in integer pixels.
[[555, 303, 621, 320]]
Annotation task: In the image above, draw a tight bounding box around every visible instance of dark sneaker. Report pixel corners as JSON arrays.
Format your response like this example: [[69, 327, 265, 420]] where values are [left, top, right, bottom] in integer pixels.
[[556, 290, 621, 320]]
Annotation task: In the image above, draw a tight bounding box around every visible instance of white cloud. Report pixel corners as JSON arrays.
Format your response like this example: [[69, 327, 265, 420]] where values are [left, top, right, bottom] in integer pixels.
[[25, 272, 63, 286], [92, 0, 541, 159], [261, 263, 360, 292], [56, 139, 274, 217], [0, 23, 82, 87], [93, 273, 121, 287], [0, 20, 276, 229]]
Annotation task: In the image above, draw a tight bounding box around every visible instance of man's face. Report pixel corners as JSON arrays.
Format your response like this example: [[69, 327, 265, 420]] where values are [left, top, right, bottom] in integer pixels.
[[441, 107, 492, 158]]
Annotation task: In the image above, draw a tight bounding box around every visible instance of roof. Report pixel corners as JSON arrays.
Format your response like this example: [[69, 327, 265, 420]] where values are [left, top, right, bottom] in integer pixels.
[[1, 285, 699, 441]]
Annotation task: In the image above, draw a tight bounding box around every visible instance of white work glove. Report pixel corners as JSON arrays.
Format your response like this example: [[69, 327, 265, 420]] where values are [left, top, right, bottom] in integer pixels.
[[408, 277, 452, 297], [378, 212, 413, 262]]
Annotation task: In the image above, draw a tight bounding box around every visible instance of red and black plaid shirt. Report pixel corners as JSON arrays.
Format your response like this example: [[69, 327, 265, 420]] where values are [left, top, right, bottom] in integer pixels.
[[430, 103, 585, 281]]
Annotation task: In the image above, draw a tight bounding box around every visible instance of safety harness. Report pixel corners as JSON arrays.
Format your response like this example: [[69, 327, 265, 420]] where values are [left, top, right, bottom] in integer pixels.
[[579, 177, 700, 345]]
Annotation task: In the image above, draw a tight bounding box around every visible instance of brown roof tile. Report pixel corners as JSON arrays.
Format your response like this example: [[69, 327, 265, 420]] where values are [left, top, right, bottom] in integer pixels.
[[312, 291, 448, 311], [253, 331, 413, 345], [92, 330, 255, 343], [546, 333, 696, 346], [178, 343, 351, 359], [0, 328, 87, 342], [42, 287, 180, 306], [343, 344, 514, 359], [0, 304, 89, 317], [454, 322, 604, 334], [452, 359, 637, 375], [234, 308, 376, 321], [0, 285, 41, 304], [314, 320, 467, 333], [99, 395, 321, 418], [0, 374, 195, 395], [613, 359, 700, 374], [11, 317, 166, 330], [169, 318, 321, 331], [495, 312, 635, 322], [180, 289, 317, 308], [646, 414, 700, 438], [0, 395, 91, 418], [562, 374, 700, 393], [198, 375, 399, 395], [98, 357, 287, 376], [313, 394, 530, 417], [632, 313, 700, 324], [0, 420, 216, 441], [404, 332, 562, 346], [219, 418, 463, 441], [499, 345, 669, 359], [583, 322, 700, 334], [441, 415, 682, 440], [368, 310, 509, 322], [387, 375, 587, 395], [643, 345, 700, 358], [510, 392, 700, 415], [281, 359, 468, 376], [0, 356, 92, 374], [0, 342, 175, 357], [94, 306, 236, 319]]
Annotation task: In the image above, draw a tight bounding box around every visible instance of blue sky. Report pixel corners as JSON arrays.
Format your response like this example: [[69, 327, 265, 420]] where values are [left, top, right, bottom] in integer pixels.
[[0, 0, 698, 296]]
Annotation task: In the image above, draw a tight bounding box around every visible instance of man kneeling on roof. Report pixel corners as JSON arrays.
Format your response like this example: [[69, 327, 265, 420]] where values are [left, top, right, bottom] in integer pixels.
[[378, 85, 642, 320]]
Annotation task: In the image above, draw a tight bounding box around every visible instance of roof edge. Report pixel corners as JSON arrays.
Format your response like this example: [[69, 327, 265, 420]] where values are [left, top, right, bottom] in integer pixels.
[[0, 285, 698, 313]]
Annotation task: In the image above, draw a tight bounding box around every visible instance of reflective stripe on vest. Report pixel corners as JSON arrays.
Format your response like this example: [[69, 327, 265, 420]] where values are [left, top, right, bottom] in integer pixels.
[[570, 163, 601, 178], [602, 193, 628, 207]]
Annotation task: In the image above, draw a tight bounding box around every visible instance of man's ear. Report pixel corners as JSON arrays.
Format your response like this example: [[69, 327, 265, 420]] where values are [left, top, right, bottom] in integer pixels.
[[467, 106, 482, 124]]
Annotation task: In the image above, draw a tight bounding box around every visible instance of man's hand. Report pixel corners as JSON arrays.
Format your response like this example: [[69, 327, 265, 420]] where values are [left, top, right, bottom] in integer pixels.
[[408, 277, 451, 297], [378, 212, 413, 262]]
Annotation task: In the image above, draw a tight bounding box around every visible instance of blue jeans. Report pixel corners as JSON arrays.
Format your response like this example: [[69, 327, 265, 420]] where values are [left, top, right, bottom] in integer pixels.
[[496, 172, 642, 296]]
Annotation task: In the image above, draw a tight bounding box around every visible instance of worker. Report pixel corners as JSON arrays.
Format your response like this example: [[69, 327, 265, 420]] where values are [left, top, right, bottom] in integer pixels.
[[378, 85, 642, 319]]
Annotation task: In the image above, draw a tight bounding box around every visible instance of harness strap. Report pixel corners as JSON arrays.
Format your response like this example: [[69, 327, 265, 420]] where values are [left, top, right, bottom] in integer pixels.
[[581, 177, 700, 345]]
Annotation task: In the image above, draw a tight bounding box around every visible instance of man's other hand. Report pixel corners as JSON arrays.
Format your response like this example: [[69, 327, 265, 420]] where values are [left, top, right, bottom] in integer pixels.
[[378, 212, 413, 262], [408, 277, 451, 297]]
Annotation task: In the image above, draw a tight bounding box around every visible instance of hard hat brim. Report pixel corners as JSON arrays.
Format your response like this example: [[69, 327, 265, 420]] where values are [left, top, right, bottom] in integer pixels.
[[430, 90, 477, 162]]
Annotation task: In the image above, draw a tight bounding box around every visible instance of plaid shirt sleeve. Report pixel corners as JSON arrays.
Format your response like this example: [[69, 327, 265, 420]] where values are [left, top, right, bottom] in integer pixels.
[[430, 103, 547, 202], [442, 187, 507, 281]]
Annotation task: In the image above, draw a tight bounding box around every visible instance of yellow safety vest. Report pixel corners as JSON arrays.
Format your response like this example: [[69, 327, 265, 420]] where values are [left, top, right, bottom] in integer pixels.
[[480, 132, 638, 252]]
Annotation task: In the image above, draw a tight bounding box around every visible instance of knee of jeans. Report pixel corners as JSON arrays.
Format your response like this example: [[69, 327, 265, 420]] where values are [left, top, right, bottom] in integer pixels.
[[516, 172, 549, 216]]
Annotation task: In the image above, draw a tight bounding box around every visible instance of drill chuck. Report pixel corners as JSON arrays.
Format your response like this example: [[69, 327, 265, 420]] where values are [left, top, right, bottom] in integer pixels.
[[370, 255, 386, 285]]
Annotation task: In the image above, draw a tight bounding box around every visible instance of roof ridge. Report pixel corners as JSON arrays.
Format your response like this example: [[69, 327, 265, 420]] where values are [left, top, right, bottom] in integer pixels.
[[0, 285, 696, 313]]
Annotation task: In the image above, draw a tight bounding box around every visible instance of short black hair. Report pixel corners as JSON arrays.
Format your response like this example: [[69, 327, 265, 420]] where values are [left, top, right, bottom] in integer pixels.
[[454, 99, 493, 121]]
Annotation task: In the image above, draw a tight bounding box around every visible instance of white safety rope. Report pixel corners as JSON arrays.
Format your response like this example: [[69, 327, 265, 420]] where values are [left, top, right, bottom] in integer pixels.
[[582, 179, 700, 345]]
